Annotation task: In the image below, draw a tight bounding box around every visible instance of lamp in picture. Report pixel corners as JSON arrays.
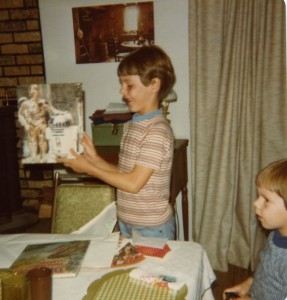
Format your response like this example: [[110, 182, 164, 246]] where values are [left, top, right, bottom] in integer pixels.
[[161, 89, 177, 122]]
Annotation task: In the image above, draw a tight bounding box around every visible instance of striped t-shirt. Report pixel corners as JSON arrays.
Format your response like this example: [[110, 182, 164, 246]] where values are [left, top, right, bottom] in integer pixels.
[[117, 113, 174, 227]]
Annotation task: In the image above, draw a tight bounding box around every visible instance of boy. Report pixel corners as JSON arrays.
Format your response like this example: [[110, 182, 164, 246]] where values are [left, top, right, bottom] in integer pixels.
[[223, 159, 287, 300], [60, 45, 176, 239]]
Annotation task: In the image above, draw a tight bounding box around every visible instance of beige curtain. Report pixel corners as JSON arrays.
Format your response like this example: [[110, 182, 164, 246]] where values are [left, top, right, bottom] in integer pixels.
[[189, 0, 286, 272]]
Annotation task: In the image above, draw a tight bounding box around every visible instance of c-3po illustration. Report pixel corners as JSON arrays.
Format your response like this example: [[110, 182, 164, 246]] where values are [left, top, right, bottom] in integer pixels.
[[18, 84, 82, 163]]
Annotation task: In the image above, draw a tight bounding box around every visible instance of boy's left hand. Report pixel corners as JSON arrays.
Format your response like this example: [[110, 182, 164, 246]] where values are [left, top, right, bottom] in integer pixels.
[[58, 149, 92, 174]]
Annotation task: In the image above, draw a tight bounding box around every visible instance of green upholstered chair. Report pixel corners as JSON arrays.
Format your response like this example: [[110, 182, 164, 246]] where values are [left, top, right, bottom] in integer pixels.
[[51, 172, 116, 234]]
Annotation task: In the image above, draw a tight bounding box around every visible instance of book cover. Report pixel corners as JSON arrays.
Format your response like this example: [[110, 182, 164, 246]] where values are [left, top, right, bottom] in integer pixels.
[[111, 242, 145, 267], [17, 83, 84, 164], [10, 240, 90, 278]]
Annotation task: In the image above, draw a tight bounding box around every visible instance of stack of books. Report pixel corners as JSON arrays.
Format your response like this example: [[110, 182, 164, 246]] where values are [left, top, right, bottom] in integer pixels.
[[90, 102, 132, 125]]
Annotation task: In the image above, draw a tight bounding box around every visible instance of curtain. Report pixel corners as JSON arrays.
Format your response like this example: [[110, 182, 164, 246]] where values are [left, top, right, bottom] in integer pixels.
[[189, 0, 286, 272]]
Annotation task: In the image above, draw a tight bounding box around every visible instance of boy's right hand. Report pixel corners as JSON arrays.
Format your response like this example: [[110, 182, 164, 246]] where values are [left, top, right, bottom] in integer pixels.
[[224, 295, 252, 300], [224, 292, 252, 299], [223, 277, 253, 299], [224, 291, 240, 299]]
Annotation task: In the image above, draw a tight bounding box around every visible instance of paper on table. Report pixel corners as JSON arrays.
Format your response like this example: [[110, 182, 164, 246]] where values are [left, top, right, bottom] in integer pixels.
[[129, 268, 185, 291], [132, 229, 167, 249], [82, 232, 120, 269], [111, 240, 145, 267], [72, 202, 117, 238]]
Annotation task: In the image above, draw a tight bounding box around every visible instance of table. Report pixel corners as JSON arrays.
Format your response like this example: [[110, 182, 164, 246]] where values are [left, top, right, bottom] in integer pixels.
[[121, 41, 143, 49], [97, 139, 190, 241], [0, 233, 215, 300]]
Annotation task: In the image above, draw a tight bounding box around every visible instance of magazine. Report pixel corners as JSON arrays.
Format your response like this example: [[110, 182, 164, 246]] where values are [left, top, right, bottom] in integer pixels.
[[10, 240, 90, 278], [17, 83, 84, 164]]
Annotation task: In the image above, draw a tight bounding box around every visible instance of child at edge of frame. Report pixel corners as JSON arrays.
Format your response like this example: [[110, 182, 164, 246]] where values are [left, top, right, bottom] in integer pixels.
[[223, 159, 287, 300]]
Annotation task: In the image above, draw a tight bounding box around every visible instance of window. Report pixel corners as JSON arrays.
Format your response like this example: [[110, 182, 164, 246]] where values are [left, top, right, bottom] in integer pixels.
[[124, 5, 139, 32]]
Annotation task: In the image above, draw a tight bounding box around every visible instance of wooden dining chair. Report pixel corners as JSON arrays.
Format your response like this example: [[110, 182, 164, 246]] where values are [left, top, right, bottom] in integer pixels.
[[51, 172, 116, 234]]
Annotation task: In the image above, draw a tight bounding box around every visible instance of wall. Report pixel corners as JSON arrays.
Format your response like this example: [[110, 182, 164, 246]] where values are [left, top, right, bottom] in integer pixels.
[[39, 0, 190, 138], [0, 0, 54, 217], [42, 0, 191, 239], [0, 0, 46, 101]]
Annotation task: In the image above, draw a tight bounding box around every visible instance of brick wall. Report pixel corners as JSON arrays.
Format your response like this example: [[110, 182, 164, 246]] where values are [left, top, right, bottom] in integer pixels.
[[0, 0, 54, 215]]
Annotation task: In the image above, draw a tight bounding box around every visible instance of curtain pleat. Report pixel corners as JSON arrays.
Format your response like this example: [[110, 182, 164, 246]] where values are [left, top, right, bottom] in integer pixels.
[[189, 0, 286, 271]]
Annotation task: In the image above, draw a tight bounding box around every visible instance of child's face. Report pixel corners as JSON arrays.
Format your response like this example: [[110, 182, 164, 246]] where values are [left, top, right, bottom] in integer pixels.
[[119, 75, 159, 115], [254, 187, 287, 236]]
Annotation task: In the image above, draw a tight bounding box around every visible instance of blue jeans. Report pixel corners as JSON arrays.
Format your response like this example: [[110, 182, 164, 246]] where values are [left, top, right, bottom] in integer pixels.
[[119, 215, 175, 240]]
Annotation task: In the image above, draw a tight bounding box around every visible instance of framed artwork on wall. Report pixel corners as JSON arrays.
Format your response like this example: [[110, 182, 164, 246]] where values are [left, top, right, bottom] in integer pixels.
[[17, 83, 84, 164], [72, 1, 154, 64]]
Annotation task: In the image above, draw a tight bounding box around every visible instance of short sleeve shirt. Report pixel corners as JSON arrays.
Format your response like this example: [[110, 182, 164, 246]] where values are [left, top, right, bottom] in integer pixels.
[[117, 112, 174, 227]]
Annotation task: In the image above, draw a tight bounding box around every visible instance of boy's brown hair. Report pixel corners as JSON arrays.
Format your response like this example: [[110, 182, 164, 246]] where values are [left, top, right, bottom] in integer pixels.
[[117, 45, 176, 102], [256, 159, 287, 208]]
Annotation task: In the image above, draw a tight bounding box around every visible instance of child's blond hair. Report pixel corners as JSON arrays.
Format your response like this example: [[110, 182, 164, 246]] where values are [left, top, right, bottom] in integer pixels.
[[256, 159, 287, 208]]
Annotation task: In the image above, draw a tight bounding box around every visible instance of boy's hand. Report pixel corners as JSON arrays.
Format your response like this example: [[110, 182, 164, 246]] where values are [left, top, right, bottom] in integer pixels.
[[224, 291, 252, 299], [223, 277, 253, 300], [58, 149, 93, 175], [80, 132, 99, 164], [224, 291, 240, 299]]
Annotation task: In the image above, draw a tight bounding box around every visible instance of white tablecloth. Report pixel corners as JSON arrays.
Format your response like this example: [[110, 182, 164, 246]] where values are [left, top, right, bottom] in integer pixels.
[[0, 233, 216, 300]]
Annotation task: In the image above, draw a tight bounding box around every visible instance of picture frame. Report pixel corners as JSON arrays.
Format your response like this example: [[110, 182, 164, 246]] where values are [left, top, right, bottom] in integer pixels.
[[72, 1, 154, 64]]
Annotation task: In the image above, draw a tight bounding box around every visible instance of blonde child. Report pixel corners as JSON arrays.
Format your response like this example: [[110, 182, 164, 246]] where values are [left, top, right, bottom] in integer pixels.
[[223, 159, 287, 300]]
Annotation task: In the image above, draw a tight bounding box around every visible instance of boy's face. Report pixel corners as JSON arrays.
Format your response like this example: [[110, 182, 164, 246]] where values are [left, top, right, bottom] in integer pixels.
[[254, 187, 287, 236], [119, 75, 159, 115]]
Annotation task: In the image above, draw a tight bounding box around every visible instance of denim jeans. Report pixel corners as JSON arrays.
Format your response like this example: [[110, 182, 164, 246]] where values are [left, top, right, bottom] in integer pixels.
[[118, 214, 175, 240]]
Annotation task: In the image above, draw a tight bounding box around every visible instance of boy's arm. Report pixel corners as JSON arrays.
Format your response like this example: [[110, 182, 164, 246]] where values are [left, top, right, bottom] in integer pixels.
[[80, 132, 118, 172], [87, 163, 154, 193], [223, 277, 253, 299], [60, 151, 154, 193]]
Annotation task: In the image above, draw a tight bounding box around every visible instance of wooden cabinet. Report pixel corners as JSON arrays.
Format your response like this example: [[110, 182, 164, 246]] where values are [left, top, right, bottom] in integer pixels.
[[169, 139, 189, 241], [96, 139, 189, 240]]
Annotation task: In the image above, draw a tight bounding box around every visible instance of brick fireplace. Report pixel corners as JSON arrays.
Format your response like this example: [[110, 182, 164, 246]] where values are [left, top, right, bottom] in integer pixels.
[[0, 0, 53, 232]]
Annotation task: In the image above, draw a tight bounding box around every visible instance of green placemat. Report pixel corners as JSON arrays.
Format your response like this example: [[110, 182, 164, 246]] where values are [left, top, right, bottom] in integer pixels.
[[83, 269, 187, 300]]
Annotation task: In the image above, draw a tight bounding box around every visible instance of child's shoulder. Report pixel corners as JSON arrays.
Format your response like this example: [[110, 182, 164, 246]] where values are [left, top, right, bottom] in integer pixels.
[[148, 115, 173, 134], [148, 114, 171, 126], [270, 229, 287, 249]]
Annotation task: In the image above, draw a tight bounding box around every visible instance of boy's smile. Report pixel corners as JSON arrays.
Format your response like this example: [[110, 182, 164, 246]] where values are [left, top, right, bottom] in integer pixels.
[[119, 75, 159, 115], [254, 187, 287, 236]]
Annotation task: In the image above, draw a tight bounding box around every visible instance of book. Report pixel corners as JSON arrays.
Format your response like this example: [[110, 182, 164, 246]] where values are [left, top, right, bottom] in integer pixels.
[[17, 83, 84, 164], [111, 242, 145, 267], [104, 102, 130, 114], [10, 240, 90, 278]]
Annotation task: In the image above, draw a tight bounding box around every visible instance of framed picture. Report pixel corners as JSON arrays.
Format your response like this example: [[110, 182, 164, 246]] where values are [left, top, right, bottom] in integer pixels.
[[17, 83, 84, 164], [72, 1, 154, 64]]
